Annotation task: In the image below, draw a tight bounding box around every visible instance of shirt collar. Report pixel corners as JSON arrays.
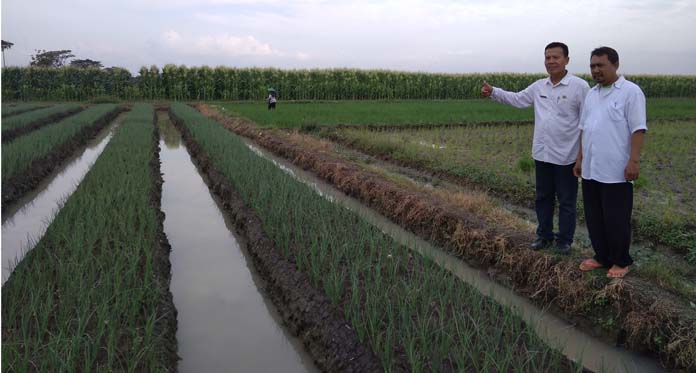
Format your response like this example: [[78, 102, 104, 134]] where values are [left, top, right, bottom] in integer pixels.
[[545, 71, 570, 86], [592, 75, 625, 91]]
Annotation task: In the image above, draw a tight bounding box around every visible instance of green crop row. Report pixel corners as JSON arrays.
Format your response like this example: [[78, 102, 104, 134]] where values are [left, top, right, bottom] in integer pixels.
[[1, 104, 176, 371], [169, 102, 576, 371], [1, 103, 82, 135], [1, 104, 118, 185], [3, 66, 696, 101], [1, 103, 47, 118]]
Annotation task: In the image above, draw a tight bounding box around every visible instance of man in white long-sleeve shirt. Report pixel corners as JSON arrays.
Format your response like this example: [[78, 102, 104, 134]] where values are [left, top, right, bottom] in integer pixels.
[[481, 42, 590, 254]]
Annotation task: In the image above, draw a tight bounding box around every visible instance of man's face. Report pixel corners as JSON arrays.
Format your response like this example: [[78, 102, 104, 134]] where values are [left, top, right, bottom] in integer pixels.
[[590, 54, 619, 85], [544, 47, 569, 76]]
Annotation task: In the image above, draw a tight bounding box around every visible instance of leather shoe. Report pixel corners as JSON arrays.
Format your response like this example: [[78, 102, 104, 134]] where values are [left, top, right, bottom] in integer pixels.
[[530, 238, 553, 250], [555, 242, 571, 255]]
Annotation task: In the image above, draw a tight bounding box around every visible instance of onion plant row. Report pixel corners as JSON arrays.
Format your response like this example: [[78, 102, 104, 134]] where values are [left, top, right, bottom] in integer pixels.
[[1, 103, 82, 136], [1, 104, 117, 185], [1, 104, 176, 371], [1, 103, 47, 118], [169, 103, 577, 372]]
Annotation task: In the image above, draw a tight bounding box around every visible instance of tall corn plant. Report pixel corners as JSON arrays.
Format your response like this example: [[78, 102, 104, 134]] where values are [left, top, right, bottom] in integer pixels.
[[3, 66, 696, 101]]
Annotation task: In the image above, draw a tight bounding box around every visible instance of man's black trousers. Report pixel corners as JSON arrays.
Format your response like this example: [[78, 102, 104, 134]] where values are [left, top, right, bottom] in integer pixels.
[[581, 178, 634, 268], [534, 160, 578, 245]]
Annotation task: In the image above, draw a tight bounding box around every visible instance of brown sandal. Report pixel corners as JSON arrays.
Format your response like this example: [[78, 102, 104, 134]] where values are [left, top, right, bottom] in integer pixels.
[[607, 265, 630, 278], [579, 258, 604, 271]]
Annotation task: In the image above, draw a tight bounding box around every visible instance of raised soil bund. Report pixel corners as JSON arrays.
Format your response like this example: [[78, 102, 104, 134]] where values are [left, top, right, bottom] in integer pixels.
[[319, 120, 696, 258], [1, 106, 124, 213], [2, 106, 85, 143], [196, 103, 696, 371], [168, 108, 383, 372], [150, 113, 180, 370]]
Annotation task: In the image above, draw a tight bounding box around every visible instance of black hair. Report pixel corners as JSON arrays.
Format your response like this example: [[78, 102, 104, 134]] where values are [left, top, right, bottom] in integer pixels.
[[591, 46, 619, 64], [545, 42, 569, 57]]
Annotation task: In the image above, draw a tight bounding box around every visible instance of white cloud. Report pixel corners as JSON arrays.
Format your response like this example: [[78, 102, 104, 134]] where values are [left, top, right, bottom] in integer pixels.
[[3, 0, 696, 74], [160, 30, 311, 60], [193, 12, 231, 25], [162, 30, 182, 44], [198, 35, 277, 56]]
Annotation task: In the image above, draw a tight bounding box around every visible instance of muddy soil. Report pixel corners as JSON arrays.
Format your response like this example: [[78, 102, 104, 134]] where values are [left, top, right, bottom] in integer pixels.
[[150, 113, 180, 370], [2, 107, 85, 143], [1, 106, 124, 213], [168, 108, 383, 372], [195, 103, 696, 371]]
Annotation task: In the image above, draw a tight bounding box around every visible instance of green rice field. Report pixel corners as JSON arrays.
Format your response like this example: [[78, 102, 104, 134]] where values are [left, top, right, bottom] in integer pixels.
[[217, 97, 696, 128]]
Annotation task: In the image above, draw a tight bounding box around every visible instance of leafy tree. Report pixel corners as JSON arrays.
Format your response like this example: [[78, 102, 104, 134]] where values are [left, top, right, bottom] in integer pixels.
[[30, 49, 75, 68], [2, 40, 14, 68], [70, 58, 103, 69], [1, 40, 13, 51]]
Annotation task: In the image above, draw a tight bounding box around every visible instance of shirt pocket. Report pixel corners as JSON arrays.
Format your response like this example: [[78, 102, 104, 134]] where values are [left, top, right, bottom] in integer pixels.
[[556, 95, 578, 119], [607, 102, 625, 122]]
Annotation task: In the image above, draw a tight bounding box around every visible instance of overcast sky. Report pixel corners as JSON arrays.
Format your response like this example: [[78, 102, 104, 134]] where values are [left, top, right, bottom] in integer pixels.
[[2, 0, 695, 76]]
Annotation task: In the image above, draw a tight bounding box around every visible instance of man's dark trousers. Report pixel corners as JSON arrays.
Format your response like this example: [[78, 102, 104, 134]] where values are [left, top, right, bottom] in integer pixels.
[[535, 160, 578, 245], [581, 179, 634, 267]]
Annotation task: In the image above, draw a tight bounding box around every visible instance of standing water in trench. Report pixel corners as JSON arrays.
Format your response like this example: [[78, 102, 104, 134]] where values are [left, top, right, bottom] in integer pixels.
[[243, 138, 665, 373], [157, 112, 316, 372], [1, 114, 126, 285]]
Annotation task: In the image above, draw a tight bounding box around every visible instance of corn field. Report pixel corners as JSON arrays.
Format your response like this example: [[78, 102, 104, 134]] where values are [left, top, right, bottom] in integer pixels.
[[3, 66, 695, 101]]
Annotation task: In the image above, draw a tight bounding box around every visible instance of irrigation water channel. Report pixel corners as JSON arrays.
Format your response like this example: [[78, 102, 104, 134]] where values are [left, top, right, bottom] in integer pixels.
[[241, 138, 665, 373], [156, 112, 317, 372], [1, 113, 126, 285]]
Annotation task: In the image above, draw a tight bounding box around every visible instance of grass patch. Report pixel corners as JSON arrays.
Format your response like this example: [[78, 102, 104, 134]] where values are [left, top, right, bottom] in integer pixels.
[[215, 99, 534, 128], [328, 119, 696, 262], [214, 98, 696, 128]]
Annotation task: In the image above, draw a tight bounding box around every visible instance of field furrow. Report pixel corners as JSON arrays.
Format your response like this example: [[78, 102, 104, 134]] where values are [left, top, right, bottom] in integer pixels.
[[170, 102, 581, 372], [198, 103, 696, 371]]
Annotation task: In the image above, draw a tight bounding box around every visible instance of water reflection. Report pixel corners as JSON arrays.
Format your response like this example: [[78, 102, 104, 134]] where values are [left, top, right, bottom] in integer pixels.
[[158, 112, 316, 373]]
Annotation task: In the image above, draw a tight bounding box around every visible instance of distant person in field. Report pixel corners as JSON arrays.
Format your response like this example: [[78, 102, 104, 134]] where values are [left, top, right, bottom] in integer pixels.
[[481, 42, 590, 254], [574, 46, 646, 278], [267, 92, 277, 110]]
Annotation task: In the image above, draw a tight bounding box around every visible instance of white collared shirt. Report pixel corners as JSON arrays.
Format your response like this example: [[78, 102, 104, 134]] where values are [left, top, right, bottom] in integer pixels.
[[579, 76, 647, 183], [491, 73, 590, 165]]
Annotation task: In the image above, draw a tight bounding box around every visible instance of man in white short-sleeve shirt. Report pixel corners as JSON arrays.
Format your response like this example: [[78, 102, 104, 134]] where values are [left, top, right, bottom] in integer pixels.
[[574, 46, 647, 278], [482, 42, 590, 254]]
